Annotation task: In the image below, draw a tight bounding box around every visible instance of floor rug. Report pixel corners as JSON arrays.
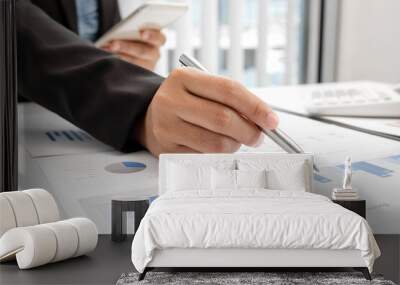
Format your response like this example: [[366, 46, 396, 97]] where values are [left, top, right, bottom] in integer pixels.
[[116, 271, 396, 285]]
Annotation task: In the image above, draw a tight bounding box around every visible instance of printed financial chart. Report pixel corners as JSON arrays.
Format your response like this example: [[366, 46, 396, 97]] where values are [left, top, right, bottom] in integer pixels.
[[19, 103, 112, 157], [45, 130, 93, 142], [241, 111, 400, 178], [241, 111, 400, 233]]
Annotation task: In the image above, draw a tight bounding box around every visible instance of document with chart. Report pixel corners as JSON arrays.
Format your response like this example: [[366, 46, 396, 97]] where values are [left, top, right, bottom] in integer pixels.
[[18, 103, 158, 233], [241, 111, 400, 234], [18, 103, 113, 157]]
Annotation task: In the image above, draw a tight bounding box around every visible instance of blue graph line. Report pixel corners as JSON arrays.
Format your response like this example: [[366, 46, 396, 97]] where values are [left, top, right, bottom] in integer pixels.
[[62, 131, 74, 141], [70, 130, 84, 141], [385, 155, 400, 165], [313, 174, 331, 183], [337, 161, 393, 177], [46, 132, 56, 141]]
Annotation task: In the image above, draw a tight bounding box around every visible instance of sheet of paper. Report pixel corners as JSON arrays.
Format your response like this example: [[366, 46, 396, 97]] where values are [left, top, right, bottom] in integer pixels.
[[250, 85, 310, 115], [33, 150, 158, 233], [251, 82, 400, 140], [241, 111, 400, 167], [240, 111, 400, 233], [322, 116, 400, 138], [18, 103, 113, 158]]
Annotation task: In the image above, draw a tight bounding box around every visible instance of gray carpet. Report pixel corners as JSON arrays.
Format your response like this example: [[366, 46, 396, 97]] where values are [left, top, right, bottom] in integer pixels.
[[116, 272, 396, 285]]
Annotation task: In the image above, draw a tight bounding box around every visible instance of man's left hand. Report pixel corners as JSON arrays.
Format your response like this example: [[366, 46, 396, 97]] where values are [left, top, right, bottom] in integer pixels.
[[101, 29, 166, 71]]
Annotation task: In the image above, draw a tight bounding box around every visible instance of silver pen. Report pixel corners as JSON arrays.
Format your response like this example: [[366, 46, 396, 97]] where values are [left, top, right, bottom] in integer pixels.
[[179, 53, 319, 172]]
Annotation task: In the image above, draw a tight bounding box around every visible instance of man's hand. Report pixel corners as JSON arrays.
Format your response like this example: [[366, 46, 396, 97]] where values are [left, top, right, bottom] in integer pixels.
[[137, 68, 279, 156], [101, 29, 166, 71]]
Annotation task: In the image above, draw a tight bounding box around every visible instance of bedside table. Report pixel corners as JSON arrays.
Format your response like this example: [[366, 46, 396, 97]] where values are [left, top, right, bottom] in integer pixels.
[[111, 197, 150, 242], [333, 200, 366, 218]]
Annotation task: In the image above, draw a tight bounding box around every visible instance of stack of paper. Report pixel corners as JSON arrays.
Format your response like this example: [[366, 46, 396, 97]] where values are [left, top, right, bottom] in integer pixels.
[[332, 188, 359, 200], [251, 82, 400, 141]]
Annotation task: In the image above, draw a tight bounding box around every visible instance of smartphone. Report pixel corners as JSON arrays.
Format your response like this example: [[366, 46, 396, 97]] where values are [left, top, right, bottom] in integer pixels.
[[95, 1, 188, 47]]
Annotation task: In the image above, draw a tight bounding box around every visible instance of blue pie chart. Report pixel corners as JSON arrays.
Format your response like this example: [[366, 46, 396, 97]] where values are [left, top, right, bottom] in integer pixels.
[[105, 161, 146, 174]]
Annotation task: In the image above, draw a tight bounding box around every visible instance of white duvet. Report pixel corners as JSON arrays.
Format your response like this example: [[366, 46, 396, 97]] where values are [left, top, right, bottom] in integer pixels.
[[131, 190, 380, 273]]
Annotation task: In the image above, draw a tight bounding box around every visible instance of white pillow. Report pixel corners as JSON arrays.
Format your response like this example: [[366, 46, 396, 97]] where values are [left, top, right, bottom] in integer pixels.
[[212, 168, 237, 190], [238, 159, 311, 192], [266, 161, 309, 191], [236, 169, 267, 189], [167, 163, 211, 191]]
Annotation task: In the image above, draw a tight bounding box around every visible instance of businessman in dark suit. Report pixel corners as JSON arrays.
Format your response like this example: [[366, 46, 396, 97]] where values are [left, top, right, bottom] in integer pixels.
[[28, 0, 165, 71], [17, 0, 279, 156]]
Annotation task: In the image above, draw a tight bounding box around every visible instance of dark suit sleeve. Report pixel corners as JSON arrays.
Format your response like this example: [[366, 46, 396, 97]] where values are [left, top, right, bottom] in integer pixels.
[[16, 0, 164, 152]]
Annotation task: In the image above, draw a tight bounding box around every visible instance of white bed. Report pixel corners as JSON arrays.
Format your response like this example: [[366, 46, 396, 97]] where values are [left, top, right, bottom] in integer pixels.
[[131, 153, 380, 280]]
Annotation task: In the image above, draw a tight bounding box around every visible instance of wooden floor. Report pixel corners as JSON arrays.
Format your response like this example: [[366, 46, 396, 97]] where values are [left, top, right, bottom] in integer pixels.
[[0, 235, 398, 285], [374, 235, 400, 283]]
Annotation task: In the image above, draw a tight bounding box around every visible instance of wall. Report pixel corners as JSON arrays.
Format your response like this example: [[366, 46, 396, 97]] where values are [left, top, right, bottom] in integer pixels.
[[336, 0, 400, 83]]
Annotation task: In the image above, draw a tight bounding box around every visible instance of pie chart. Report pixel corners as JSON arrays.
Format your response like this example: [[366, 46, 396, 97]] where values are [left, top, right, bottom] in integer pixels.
[[105, 161, 146, 174]]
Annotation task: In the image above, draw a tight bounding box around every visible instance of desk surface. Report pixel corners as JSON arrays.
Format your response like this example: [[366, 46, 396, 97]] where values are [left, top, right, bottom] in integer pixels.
[[1, 235, 399, 285]]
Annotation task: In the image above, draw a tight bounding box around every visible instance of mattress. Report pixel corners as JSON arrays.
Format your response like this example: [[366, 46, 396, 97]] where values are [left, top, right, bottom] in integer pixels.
[[131, 190, 380, 273]]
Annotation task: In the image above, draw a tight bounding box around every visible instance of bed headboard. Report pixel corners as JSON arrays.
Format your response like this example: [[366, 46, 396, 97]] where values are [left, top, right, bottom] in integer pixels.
[[159, 153, 314, 195]]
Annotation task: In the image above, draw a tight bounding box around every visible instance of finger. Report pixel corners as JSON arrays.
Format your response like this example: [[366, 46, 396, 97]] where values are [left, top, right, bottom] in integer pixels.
[[100, 42, 111, 49], [159, 119, 241, 153], [101, 46, 112, 53], [177, 93, 263, 147], [109, 40, 159, 61], [173, 68, 279, 130], [140, 29, 166, 46]]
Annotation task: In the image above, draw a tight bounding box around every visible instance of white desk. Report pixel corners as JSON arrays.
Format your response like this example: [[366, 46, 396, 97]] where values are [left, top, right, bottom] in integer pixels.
[[18, 102, 400, 234]]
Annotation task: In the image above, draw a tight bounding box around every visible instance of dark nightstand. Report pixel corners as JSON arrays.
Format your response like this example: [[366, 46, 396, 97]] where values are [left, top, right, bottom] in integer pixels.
[[111, 197, 150, 242], [332, 199, 366, 218]]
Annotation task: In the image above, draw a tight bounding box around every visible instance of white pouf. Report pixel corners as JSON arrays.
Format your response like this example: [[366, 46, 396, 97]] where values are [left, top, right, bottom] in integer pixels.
[[0, 189, 98, 269]]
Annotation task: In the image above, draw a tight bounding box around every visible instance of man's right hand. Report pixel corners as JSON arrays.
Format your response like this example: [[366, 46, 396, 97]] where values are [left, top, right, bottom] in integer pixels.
[[136, 67, 279, 156]]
